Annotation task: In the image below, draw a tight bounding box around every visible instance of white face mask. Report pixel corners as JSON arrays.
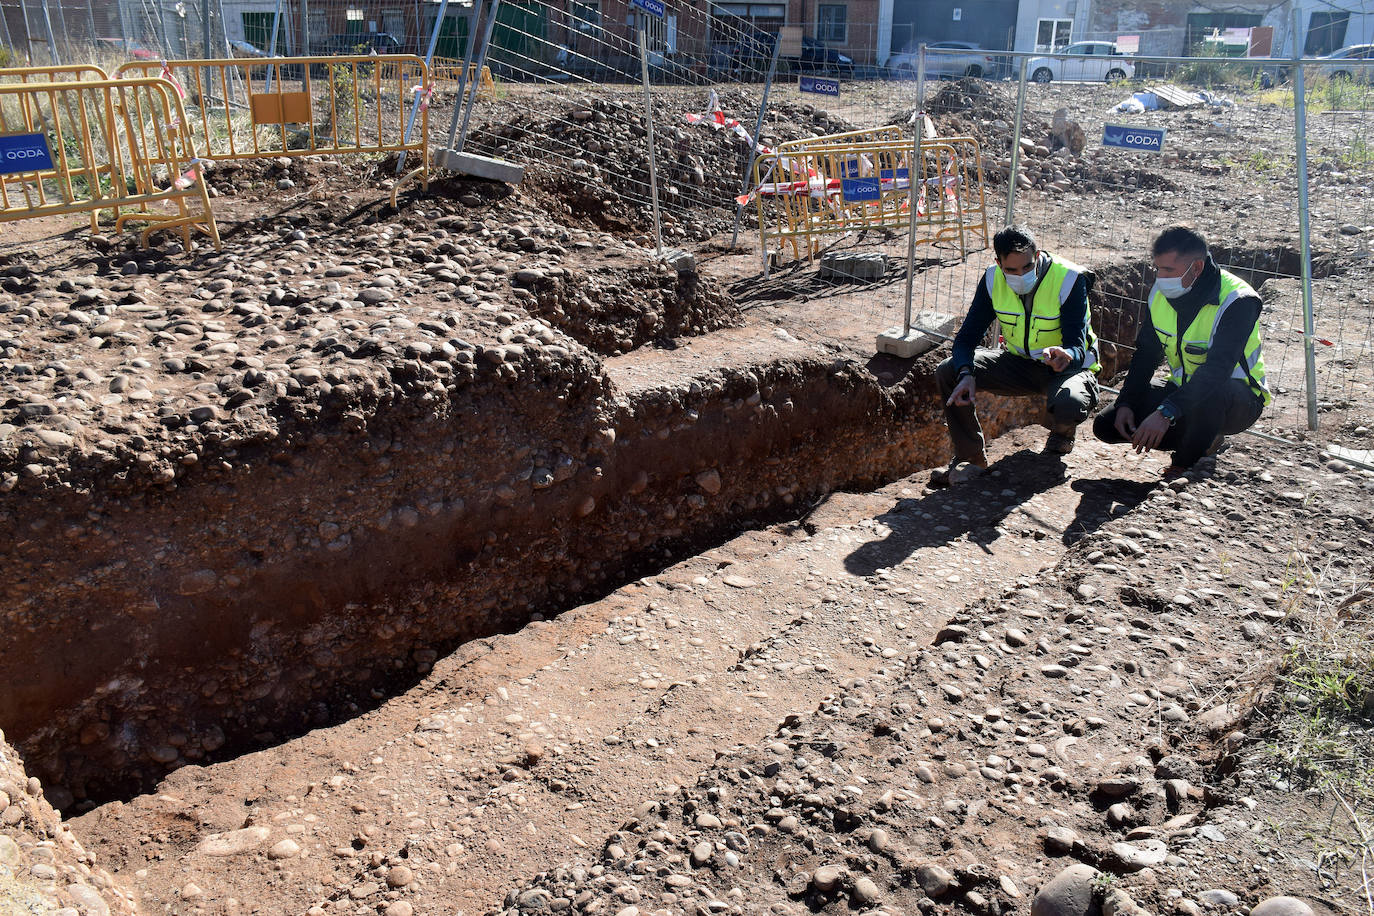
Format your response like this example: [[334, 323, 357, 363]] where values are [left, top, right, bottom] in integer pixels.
[[1003, 266, 1038, 295], [1156, 260, 1201, 299]]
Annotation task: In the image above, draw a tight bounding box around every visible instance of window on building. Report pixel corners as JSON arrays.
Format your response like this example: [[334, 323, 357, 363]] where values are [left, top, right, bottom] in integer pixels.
[[713, 3, 787, 36], [346, 9, 365, 34], [1304, 12, 1349, 56], [1036, 18, 1071, 53], [817, 4, 847, 43], [570, 0, 600, 31]]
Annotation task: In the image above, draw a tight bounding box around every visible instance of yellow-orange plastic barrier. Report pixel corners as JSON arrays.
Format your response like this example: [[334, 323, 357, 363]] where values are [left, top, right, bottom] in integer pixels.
[[751, 135, 989, 264], [114, 55, 430, 205], [0, 64, 109, 83], [0, 77, 219, 249]]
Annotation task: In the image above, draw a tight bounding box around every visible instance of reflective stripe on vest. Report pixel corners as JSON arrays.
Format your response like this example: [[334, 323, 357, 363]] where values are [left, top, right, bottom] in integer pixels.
[[1148, 269, 1271, 406], [984, 255, 1100, 372]]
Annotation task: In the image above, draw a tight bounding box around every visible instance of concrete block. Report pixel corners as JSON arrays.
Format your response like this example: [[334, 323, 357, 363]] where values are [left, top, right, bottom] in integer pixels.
[[661, 248, 696, 274], [876, 328, 935, 358], [876, 312, 959, 359], [819, 251, 887, 282], [437, 149, 525, 185]]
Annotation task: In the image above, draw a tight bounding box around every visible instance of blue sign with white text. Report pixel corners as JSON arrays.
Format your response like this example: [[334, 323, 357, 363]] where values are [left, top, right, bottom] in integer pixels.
[[880, 167, 910, 182], [1102, 124, 1166, 153], [0, 132, 54, 174], [630, 0, 665, 18], [841, 158, 861, 178], [841, 177, 880, 202], [799, 76, 840, 97]]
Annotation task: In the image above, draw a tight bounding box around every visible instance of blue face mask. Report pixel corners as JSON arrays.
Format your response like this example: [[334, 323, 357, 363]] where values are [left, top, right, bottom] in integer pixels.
[[1003, 266, 1038, 295]]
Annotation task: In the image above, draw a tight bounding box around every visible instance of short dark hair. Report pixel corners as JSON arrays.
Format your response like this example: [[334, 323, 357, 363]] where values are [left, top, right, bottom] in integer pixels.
[[993, 225, 1037, 260], [1152, 226, 1208, 262]]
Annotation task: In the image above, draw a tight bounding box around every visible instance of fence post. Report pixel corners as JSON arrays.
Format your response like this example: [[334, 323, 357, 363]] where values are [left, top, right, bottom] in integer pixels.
[[300, 0, 308, 55], [444, 0, 486, 148], [1290, 6, 1319, 432], [397, 0, 449, 173], [85, 0, 97, 44], [899, 43, 927, 337], [454, 0, 501, 155], [729, 37, 781, 249], [1004, 55, 1028, 226], [0, 5, 15, 57], [116, 0, 131, 51], [38, 0, 59, 64], [637, 20, 664, 257]]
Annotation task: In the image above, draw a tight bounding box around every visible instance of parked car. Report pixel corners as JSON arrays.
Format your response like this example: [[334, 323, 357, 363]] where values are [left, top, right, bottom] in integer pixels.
[[1028, 41, 1134, 83], [886, 41, 999, 80], [1313, 43, 1374, 82], [717, 31, 853, 78], [796, 36, 854, 75], [94, 37, 156, 60]]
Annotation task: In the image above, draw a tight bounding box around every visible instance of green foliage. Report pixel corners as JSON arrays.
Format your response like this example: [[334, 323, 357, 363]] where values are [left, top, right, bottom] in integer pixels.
[[1175, 45, 1251, 88]]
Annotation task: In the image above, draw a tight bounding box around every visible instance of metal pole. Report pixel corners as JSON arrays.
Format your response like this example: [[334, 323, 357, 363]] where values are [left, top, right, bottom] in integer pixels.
[[638, 21, 664, 258], [454, 0, 501, 154], [1291, 6, 1319, 432], [116, 0, 131, 52], [300, 0, 308, 55], [38, 0, 58, 64], [899, 43, 927, 336], [1005, 55, 1029, 226], [729, 37, 781, 249], [444, 0, 486, 148], [0, 4, 16, 57], [85, 0, 97, 45], [201, 0, 209, 56], [265, 0, 283, 90], [18, 0, 34, 65], [397, 0, 449, 172]]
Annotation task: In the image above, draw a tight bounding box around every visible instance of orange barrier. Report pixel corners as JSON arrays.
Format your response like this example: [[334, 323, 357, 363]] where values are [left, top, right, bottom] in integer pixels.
[[114, 55, 430, 205], [431, 58, 495, 94], [751, 135, 989, 264], [0, 64, 109, 83], [0, 77, 219, 249]]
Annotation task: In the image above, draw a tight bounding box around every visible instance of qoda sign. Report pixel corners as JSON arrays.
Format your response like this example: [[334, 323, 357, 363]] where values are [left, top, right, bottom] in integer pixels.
[[1102, 124, 1167, 154]]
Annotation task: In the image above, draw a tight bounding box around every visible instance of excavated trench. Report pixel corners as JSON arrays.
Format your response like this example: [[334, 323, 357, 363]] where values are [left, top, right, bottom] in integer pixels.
[[8, 245, 1311, 810]]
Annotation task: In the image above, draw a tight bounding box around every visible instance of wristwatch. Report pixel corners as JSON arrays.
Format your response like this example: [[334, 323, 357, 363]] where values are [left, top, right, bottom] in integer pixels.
[[1157, 403, 1179, 426]]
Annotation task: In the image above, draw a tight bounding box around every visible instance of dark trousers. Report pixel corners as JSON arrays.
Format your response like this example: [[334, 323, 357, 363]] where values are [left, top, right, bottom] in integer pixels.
[[936, 348, 1100, 465], [1093, 378, 1264, 468]]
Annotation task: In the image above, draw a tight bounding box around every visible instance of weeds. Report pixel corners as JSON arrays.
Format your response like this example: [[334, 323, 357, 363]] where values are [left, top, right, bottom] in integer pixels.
[[1247, 558, 1374, 913]]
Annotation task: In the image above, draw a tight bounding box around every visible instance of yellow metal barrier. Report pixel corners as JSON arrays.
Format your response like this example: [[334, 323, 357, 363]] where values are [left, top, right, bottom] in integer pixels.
[[751, 135, 989, 265], [775, 126, 904, 153], [113, 55, 430, 205], [431, 58, 495, 95], [0, 64, 109, 83], [0, 77, 219, 249]]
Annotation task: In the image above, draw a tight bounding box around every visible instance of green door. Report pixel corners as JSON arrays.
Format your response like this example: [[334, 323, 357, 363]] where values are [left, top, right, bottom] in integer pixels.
[[491, 1, 547, 68], [435, 14, 469, 58], [241, 12, 286, 53]]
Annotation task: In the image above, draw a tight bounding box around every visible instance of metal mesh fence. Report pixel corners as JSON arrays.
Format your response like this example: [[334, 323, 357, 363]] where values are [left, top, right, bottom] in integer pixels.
[[912, 47, 1374, 460]]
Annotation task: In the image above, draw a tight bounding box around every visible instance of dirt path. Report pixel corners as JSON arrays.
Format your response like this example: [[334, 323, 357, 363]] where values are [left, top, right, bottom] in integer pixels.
[[71, 427, 1335, 916]]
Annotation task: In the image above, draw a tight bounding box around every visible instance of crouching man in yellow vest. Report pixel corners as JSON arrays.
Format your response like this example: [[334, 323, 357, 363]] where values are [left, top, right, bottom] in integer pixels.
[[1093, 226, 1270, 478], [933, 225, 1100, 485]]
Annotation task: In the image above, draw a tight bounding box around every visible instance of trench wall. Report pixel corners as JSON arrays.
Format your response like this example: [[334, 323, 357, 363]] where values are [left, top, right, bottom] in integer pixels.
[[0, 289, 1132, 806]]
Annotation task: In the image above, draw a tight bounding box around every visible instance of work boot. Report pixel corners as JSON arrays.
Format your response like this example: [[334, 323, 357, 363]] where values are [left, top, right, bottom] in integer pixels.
[[1205, 434, 1227, 456], [930, 457, 987, 488], [1043, 430, 1076, 455]]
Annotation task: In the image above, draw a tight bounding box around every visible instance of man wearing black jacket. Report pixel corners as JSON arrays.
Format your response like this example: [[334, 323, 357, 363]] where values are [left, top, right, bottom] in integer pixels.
[[1093, 226, 1270, 476]]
